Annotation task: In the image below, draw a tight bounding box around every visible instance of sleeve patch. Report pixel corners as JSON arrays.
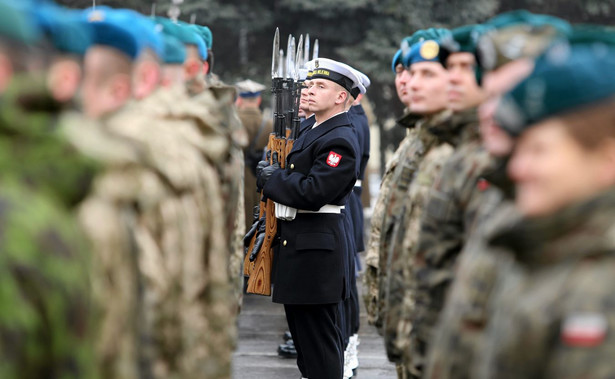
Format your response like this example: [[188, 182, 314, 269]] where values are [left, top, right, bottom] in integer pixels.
[[326, 151, 342, 167], [561, 312, 607, 347]]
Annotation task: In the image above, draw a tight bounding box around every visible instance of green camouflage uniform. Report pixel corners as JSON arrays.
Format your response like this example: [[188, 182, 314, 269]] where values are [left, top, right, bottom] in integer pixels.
[[476, 189, 615, 379], [409, 109, 493, 375], [378, 110, 458, 377], [364, 110, 421, 334], [423, 170, 516, 379], [0, 73, 99, 379]]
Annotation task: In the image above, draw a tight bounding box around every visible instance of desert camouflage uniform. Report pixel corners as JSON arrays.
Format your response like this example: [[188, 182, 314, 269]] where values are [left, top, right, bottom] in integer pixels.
[[190, 79, 247, 309], [0, 73, 99, 379], [364, 110, 420, 333], [476, 189, 615, 379]]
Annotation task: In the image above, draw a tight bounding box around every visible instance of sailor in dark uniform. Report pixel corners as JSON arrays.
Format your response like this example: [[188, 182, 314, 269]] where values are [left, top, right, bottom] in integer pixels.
[[342, 69, 371, 378], [257, 58, 365, 379]]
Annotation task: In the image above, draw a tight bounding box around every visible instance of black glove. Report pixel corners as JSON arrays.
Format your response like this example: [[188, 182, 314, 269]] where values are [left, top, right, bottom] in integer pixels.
[[244, 215, 262, 248], [249, 214, 268, 262], [257, 153, 280, 191]]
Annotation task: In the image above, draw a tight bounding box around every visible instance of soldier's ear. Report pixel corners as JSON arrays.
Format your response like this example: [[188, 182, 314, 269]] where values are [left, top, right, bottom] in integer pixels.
[[0, 54, 13, 95], [47, 58, 81, 103], [110, 73, 132, 105], [202, 61, 210, 76]]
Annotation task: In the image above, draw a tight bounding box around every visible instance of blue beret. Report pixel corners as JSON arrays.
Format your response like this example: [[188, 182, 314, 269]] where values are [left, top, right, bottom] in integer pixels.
[[35, 5, 92, 55], [189, 24, 212, 50], [161, 34, 186, 64], [83, 7, 141, 60], [495, 42, 615, 136], [391, 49, 402, 72], [155, 18, 207, 61], [402, 28, 451, 67], [114, 9, 163, 58], [0, 0, 41, 44]]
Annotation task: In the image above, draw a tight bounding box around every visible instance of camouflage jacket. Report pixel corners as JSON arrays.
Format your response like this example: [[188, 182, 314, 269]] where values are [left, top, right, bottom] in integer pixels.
[[379, 110, 455, 369], [410, 109, 493, 367], [364, 110, 422, 330], [476, 188, 615, 379], [0, 73, 99, 379], [423, 162, 517, 379]]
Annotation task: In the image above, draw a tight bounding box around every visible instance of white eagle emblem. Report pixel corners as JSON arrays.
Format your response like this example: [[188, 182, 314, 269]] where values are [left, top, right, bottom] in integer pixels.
[[326, 151, 342, 167]]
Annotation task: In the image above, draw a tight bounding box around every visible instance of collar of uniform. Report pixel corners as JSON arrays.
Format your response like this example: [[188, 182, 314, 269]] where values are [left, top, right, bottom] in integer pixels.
[[446, 107, 481, 147], [350, 103, 365, 116], [481, 155, 516, 199], [312, 110, 348, 129], [415, 108, 452, 135], [489, 188, 615, 267], [295, 112, 351, 151], [396, 108, 422, 129]]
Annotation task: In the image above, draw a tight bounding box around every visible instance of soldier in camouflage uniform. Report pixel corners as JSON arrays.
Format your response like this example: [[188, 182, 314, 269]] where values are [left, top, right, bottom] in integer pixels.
[[475, 36, 615, 378], [0, 3, 100, 377], [422, 13, 572, 379], [406, 24, 490, 375]]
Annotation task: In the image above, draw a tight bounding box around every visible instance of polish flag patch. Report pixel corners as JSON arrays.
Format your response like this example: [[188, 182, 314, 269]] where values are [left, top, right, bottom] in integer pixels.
[[561, 312, 607, 347], [477, 178, 490, 191], [326, 151, 342, 167]]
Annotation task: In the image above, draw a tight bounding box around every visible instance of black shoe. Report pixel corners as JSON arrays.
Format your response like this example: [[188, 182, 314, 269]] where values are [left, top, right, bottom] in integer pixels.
[[277, 339, 298, 358], [283, 330, 292, 342]]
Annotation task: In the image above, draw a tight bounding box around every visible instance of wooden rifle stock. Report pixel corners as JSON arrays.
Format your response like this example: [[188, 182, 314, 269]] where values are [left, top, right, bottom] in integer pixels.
[[245, 135, 286, 295]]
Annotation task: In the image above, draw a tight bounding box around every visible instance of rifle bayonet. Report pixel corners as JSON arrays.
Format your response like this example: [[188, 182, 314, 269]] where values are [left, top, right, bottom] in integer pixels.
[[313, 39, 319, 60]]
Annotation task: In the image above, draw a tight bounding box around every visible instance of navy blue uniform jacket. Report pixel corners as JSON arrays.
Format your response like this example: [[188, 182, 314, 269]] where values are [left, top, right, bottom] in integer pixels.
[[263, 112, 359, 304]]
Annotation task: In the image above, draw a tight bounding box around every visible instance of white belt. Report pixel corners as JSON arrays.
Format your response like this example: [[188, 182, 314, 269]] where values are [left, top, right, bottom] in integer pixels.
[[298, 204, 345, 214], [354, 180, 362, 188]]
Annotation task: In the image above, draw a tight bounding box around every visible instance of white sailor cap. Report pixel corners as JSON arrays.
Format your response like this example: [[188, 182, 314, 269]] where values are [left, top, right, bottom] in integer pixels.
[[355, 70, 371, 89], [235, 79, 267, 98], [306, 57, 365, 96]]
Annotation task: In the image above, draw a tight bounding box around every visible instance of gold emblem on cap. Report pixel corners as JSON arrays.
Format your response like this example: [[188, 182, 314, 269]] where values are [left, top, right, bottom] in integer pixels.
[[88, 10, 105, 22], [314, 59, 319, 68], [420, 40, 440, 60]]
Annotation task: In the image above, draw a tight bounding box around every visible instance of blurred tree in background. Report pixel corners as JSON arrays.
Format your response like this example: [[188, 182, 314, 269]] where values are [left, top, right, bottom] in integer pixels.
[[58, 0, 615, 172]]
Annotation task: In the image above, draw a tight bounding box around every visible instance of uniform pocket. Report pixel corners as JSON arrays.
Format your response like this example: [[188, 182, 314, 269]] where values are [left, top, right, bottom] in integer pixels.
[[295, 232, 335, 251]]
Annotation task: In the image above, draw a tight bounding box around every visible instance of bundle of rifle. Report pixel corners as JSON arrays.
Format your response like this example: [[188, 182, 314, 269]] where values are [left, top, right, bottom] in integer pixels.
[[243, 29, 318, 296]]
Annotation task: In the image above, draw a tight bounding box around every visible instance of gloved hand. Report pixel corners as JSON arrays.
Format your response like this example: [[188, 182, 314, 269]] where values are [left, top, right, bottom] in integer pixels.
[[244, 213, 263, 248], [249, 214, 268, 262], [257, 152, 280, 191]]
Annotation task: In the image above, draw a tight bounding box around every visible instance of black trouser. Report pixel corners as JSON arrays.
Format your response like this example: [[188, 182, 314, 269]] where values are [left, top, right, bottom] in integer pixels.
[[284, 303, 344, 379]]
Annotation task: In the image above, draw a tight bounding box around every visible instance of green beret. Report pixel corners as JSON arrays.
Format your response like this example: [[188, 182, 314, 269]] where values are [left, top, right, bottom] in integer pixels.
[[0, 1, 41, 45], [485, 10, 572, 35], [161, 34, 186, 64], [495, 42, 615, 136]]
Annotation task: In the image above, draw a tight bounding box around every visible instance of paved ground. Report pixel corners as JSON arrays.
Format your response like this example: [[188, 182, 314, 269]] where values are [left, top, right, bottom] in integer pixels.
[[232, 273, 396, 378]]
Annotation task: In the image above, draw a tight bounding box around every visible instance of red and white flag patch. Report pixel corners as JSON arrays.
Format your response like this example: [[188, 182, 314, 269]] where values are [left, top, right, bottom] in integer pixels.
[[561, 312, 607, 347], [326, 151, 342, 167]]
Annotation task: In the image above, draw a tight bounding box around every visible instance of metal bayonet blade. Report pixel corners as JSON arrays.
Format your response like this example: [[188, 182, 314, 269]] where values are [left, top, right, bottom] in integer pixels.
[[304, 34, 310, 64], [279, 49, 285, 79], [313, 39, 319, 60], [295, 35, 304, 72], [272, 28, 280, 79], [287, 37, 296, 80]]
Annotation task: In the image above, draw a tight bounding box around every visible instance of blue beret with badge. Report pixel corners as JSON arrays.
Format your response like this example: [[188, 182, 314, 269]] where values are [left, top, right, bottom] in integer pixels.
[[83, 7, 142, 60], [0, 0, 41, 44], [438, 24, 489, 84], [495, 41, 615, 136], [401, 28, 451, 67], [34, 5, 92, 55]]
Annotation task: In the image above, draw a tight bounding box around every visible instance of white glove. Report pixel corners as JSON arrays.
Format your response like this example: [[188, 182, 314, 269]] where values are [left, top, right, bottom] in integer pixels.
[[275, 202, 297, 221]]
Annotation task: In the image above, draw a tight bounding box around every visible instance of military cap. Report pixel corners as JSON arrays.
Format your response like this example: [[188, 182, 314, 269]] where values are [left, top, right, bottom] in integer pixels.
[[401, 28, 451, 67], [306, 58, 365, 95], [161, 33, 186, 64], [350, 69, 370, 98], [391, 49, 403, 72], [495, 42, 615, 137], [34, 5, 92, 55], [0, 0, 41, 44], [83, 7, 142, 59], [476, 11, 571, 71], [438, 24, 489, 83], [155, 17, 208, 61], [236, 79, 267, 98]]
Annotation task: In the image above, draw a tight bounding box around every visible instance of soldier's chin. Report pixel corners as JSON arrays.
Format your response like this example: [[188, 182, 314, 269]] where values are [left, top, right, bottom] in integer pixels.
[[515, 187, 556, 217]]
